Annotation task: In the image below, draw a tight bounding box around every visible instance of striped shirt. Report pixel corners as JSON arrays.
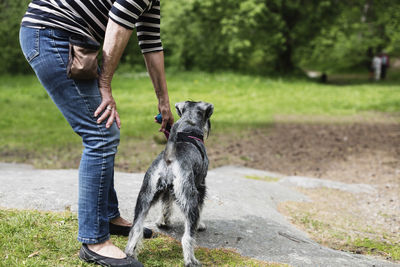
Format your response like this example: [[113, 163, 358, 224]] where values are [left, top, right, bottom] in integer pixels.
[[21, 0, 162, 54]]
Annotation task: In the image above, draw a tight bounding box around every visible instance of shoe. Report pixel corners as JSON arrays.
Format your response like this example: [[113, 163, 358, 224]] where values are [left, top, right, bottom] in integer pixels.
[[79, 244, 143, 267], [109, 222, 154, 239]]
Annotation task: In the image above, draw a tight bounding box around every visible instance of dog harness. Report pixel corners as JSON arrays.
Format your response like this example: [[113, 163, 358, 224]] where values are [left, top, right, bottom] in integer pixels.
[[176, 132, 205, 160]]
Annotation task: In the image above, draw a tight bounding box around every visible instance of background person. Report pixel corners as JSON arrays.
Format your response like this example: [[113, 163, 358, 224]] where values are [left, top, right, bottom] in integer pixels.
[[380, 52, 390, 80], [372, 53, 382, 81], [19, 0, 174, 266]]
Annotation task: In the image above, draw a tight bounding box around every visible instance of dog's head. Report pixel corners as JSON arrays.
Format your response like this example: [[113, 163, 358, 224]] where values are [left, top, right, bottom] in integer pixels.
[[175, 101, 214, 138]]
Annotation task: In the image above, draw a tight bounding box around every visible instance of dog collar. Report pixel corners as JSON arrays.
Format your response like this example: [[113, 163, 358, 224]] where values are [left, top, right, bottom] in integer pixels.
[[176, 132, 205, 159]]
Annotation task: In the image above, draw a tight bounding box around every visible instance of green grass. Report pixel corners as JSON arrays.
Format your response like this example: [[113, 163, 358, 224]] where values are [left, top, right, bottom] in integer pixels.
[[353, 238, 400, 260], [244, 175, 280, 182], [1, 71, 399, 168], [282, 204, 400, 262], [0, 208, 284, 266]]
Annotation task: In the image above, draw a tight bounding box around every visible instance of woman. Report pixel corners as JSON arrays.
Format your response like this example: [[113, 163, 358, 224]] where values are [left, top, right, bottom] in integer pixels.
[[19, 0, 174, 266]]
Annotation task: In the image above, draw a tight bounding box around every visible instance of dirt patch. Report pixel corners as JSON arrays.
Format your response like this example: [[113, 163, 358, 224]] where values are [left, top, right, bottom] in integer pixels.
[[208, 115, 400, 184], [204, 114, 400, 262]]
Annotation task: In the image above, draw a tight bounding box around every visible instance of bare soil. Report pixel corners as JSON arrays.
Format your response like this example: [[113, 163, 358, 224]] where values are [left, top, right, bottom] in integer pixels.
[[208, 114, 400, 185], [205, 113, 400, 261]]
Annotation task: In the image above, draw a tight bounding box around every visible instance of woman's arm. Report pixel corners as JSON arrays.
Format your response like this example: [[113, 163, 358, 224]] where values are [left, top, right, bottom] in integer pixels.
[[95, 19, 132, 129], [95, 19, 173, 132], [143, 51, 174, 132]]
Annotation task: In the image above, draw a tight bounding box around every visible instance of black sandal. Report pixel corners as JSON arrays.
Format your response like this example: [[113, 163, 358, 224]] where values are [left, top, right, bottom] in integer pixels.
[[79, 244, 143, 267], [109, 222, 154, 239]]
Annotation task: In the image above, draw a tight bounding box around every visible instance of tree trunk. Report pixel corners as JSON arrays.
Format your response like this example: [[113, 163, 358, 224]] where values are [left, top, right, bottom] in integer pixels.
[[275, 30, 295, 73], [274, 1, 297, 73]]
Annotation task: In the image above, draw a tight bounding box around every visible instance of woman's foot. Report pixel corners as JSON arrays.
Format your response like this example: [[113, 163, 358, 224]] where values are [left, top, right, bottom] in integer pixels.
[[109, 217, 154, 238], [87, 239, 126, 259], [80, 240, 143, 266], [110, 216, 132, 227]]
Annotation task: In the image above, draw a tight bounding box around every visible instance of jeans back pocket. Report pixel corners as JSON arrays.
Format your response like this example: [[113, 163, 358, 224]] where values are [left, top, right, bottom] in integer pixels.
[[19, 26, 40, 63]]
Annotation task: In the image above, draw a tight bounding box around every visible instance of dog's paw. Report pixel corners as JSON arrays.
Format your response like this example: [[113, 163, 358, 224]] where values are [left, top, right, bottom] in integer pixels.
[[197, 222, 206, 232], [124, 245, 137, 259], [156, 221, 171, 229], [185, 258, 201, 267], [125, 250, 137, 259]]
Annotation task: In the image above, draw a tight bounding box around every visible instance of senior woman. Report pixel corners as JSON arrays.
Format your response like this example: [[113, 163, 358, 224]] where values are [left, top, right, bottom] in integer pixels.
[[19, 0, 174, 266]]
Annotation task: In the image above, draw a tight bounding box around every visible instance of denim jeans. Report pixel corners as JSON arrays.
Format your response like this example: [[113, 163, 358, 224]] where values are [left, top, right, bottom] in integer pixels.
[[19, 26, 121, 244]]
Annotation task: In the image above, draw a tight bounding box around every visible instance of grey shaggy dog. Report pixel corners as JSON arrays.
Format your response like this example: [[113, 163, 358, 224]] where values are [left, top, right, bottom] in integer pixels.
[[125, 101, 214, 267]]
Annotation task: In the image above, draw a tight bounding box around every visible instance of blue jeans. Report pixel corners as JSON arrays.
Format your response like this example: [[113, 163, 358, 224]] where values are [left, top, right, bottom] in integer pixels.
[[19, 26, 121, 244]]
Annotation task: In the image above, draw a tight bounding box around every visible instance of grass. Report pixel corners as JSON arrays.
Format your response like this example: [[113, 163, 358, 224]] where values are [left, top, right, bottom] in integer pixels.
[[279, 188, 400, 262], [353, 238, 400, 260], [0, 208, 284, 267], [1, 70, 400, 169], [283, 207, 400, 261], [244, 175, 280, 182]]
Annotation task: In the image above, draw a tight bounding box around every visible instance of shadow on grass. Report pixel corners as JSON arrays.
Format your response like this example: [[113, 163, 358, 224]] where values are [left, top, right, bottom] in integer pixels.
[[212, 121, 274, 133]]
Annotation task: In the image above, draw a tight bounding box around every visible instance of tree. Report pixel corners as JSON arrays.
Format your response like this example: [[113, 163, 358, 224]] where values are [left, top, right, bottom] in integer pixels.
[[162, 0, 343, 74], [1, 0, 399, 75], [299, 0, 400, 72]]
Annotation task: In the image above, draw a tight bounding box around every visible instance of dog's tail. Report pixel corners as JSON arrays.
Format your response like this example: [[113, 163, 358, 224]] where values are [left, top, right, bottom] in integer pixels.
[[164, 141, 176, 165], [163, 122, 179, 165]]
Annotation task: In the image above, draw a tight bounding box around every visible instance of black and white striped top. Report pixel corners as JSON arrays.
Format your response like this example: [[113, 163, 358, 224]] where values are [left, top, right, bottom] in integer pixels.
[[21, 0, 162, 54]]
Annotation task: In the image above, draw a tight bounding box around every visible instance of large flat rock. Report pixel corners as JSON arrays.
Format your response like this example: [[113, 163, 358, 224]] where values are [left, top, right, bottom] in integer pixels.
[[0, 163, 396, 267]]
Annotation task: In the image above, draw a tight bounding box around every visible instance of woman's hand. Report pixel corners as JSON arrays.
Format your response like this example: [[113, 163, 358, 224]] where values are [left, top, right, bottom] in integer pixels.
[[158, 101, 174, 132], [94, 79, 121, 129]]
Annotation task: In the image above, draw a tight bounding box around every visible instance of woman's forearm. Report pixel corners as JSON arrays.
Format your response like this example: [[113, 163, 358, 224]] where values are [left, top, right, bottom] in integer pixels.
[[100, 19, 133, 88], [143, 51, 170, 105], [143, 51, 174, 130], [94, 19, 133, 128]]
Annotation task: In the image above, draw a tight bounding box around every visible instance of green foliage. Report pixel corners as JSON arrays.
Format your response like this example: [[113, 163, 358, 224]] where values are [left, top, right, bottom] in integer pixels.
[[379, 0, 400, 56], [300, 0, 400, 72], [0, 0, 32, 74], [162, 0, 341, 74], [1, 1, 400, 74]]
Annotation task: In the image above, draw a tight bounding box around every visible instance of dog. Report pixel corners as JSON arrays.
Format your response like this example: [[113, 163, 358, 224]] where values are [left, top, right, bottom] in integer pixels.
[[125, 101, 214, 267]]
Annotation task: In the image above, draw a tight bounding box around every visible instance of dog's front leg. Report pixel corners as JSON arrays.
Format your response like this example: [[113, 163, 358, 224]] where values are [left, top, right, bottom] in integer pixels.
[[196, 184, 207, 232], [156, 192, 173, 229], [196, 218, 206, 232]]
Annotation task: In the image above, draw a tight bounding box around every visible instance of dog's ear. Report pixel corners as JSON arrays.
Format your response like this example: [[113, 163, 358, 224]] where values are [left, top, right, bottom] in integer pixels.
[[204, 103, 214, 120], [175, 102, 186, 117], [202, 103, 213, 138]]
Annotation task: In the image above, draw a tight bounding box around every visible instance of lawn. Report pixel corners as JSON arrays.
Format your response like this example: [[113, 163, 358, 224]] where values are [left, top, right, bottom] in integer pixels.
[[1, 70, 399, 169], [0, 208, 282, 267]]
